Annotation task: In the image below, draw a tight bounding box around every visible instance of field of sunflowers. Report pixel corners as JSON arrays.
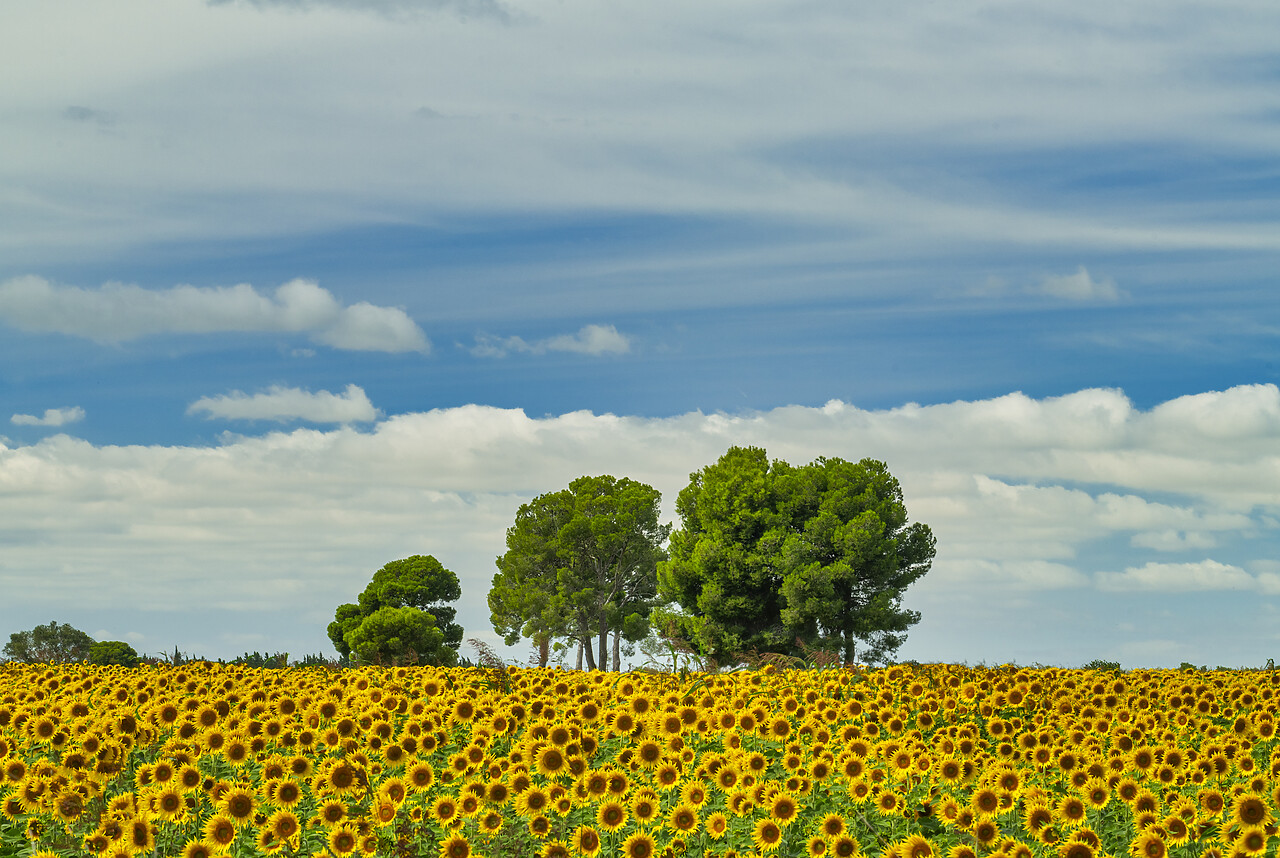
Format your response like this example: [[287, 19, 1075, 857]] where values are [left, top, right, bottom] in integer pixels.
[[2, 661, 1280, 858]]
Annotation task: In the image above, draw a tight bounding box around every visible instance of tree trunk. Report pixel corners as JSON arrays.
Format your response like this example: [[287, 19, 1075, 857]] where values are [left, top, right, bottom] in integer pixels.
[[575, 641, 583, 671], [582, 635, 597, 670], [612, 630, 620, 672], [537, 635, 549, 668], [598, 612, 609, 672], [843, 628, 856, 666]]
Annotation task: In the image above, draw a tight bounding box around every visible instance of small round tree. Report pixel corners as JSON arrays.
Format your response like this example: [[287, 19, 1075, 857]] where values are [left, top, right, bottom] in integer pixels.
[[328, 555, 463, 666]]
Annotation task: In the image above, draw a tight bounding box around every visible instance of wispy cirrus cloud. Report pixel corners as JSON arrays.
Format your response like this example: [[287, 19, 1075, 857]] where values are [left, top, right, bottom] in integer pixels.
[[0, 277, 429, 353], [187, 384, 378, 423], [470, 323, 631, 358], [11, 407, 85, 427]]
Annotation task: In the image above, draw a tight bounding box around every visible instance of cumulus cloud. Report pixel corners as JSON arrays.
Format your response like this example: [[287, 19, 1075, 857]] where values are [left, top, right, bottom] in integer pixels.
[[0, 276, 429, 353], [1037, 266, 1123, 302], [187, 384, 379, 423], [470, 323, 631, 358], [1095, 560, 1256, 592], [11, 407, 85, 427], [5, 383, 1280, 665]]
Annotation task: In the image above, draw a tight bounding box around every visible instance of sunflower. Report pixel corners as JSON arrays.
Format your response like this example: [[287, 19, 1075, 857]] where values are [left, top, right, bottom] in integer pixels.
[[403, 761, 434, 793], [832, 835, 861, 858], [1233, 824, 1264, 858], [1202, 789, 1227, 816], [972, 788, 1001, 817], [901, 835, 935, 858], [706, 811, 729, 839], [949, 846, 978, 858], [153, 786, 185, 821], [680, 780, 709, 807], [572, 825, 602, 856], [597, 800, 628, 831], [1129, 831, 1166, 858], [655, 763, 681, 790], [973, 819, 1001, 847], [179, 839, 217, 858], [875, 789, 901, 816], [126, 818, 156, 854], [754, 818, 785, 852], [1057, 795, 1088, 828], [432, 795, 460, 825], [819, 812, 846, 838], [1162, 815, 1190, 846], [1024, 804, 1054, 833], [623, 831, 657, 858], [669, 803, 699, 833], [219, 787, 255, 826], [317, 799, 348, 827], [632, 792, 660, 824], [1232, 795, 1273, 828], [516, 787, 550, 816], [203, 814, 238, 848], [328, 825, 359, 855], [771, 790, 802, 826], [439, 834, 472, 858]]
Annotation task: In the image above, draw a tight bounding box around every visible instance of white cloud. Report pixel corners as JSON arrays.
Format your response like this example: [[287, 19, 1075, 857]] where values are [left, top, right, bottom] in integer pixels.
[[11, 406, 85, 427], [5, 383, 1280, 665], [1130, 530, 1217, 552], [1036, 266, 1123, 302], [1095, 560, 1255, 592], [471, 324, 631, 358], [187, 384, 379, 423], [0, 276, 428, 353]]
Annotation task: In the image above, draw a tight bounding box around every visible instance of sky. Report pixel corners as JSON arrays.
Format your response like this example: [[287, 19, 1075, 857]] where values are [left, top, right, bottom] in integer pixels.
[[3, 0, 1280, 669]]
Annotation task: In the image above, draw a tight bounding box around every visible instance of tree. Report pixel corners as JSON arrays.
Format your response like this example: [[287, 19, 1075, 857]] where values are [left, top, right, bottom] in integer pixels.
[[489, 475, 670, 671], [659, 447, 935, 666], [87, 641, 140, 667], [343, 606, 449, 667], [3, 621, 95, 663], [328, 555, 463, 666]]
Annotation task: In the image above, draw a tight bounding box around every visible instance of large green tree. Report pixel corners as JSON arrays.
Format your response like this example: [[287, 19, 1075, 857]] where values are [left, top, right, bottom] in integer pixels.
[[489, 475, 669, 671], [328, 555, 463, 666], [3, 620, 95, 663], [659, 446, 935, 666]]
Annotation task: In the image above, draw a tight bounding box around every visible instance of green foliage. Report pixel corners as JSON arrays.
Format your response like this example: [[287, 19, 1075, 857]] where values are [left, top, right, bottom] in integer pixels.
[[659, 446, 935, 667], [328, 555, 463, 666], [343, 605, 455, 667], [3, 620, 95, 664], [1082, 658, 1123, 672], [489, 474, 670, 671], [230, 651, 289, 668], [87, 640, 139, 667]]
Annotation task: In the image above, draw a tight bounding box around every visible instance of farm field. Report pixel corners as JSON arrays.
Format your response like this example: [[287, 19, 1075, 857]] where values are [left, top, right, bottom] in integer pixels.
[[1, 661, 1277, 858]]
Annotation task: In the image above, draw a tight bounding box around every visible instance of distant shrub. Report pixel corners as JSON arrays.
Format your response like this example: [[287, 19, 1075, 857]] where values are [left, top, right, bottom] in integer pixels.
[[1081, 658, 1122, 672]]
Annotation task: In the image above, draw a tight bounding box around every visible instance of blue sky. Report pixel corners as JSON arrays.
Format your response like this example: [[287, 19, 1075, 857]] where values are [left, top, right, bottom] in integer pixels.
[[3, 0, 1280, 668]]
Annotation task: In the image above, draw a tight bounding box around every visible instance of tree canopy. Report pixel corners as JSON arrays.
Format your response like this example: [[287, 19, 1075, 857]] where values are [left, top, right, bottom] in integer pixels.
[[3, 621, 95, 664], [489, 475, 669, 670], [659, 446, 934, 666], [328, 555, 463, 666], [87, 640, 140, 667]]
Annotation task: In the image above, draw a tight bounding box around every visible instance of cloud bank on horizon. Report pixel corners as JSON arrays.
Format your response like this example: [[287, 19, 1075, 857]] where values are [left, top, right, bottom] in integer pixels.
[[4, 384, 1280, 668], [3, 0, 1280, 669]]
